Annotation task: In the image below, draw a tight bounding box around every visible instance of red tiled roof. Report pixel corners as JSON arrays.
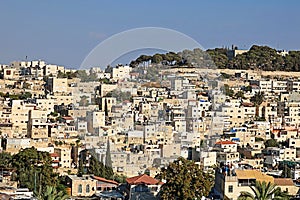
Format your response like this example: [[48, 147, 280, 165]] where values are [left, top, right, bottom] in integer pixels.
[[100, 127, 109, 131], [126, 174, 160, 185], [242, 102, 254, 107], [50, 153, 59, 157], [62, 116, 74, 120], [215, 141, 236, 145], [92, 176, 118, 185], [272, 129, 281, 134]]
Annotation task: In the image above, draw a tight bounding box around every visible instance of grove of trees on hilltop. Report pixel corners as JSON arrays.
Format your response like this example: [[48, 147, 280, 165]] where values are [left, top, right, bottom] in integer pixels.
[[130, 45, 300, 72]]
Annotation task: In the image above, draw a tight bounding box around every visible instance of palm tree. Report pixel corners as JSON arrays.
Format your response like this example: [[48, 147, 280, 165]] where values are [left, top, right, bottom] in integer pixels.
[[35, 185, 69, 200], [238, 181, 289, 200]]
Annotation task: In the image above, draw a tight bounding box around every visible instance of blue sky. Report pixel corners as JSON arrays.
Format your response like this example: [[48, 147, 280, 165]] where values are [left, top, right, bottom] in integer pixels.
[[1, 0, 300, 68]]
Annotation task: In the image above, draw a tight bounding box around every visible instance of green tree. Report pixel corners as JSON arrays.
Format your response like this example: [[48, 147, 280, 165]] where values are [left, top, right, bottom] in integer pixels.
[[0, 151, 12, 168], [114, 174, 127, 183], [223, 84, 234, 97], [79, 95, 89, 106], [11, 147, 58, 195], [136, 55, 152, 63], [35, 185, 69, 200], [104, 98, 108, 117], [105, 139, 112, 168], [279, 161, 293, 178], [238, 181, 289, 200], [82, 153, 114, 180], [207, 48, 229, 69], [251, 92, 265, 106], [244, 85, 252, 92], [235, 91, 245, 99], [156, 157, 213, 200], [264, 139, 279, 148], [281, 164, 292, 178], [220, 72, 231, 79], [77, 159, 84, 176], [255, 137, 264, 142], [19, 92, 32, 100], [99, 78, 111, 84], [106, 89, 131, 103], [57, 71, 68, 78], [152, 54, 163, 63], [76, 70, 98, 82]]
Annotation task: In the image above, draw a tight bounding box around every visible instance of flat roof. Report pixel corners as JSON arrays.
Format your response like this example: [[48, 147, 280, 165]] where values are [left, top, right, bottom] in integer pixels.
[[235, 169, 274, 183]]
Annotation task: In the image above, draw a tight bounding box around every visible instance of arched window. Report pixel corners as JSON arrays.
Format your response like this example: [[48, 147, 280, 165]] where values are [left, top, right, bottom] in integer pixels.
[[86, 184, 90, 193], [78, 184, 82, 193]]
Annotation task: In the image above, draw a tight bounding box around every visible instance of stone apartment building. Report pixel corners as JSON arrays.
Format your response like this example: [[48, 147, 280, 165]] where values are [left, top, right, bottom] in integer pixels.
[[27, 109, 48, 139], [11, 100, 36, 138], [47, 77, 68, 95], [55, 146, 73, 168], [86, 111, 105, 133]]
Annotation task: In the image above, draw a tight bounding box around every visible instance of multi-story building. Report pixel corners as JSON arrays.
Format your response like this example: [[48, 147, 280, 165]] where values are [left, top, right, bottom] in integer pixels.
[[55, 146, 72, 168], [27, 110, 48, 139], [99, 97, 116, 113], [86, 111, 105, 133], [44, 64, 65, 77], [109, 65, 132, 81], [11, 100, 36, 138], [47, 77, 68, 94]]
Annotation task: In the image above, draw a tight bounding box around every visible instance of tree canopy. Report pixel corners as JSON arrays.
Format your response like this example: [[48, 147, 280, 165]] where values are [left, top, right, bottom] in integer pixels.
[[130, 45, 300, 72], [78, 150, 114, 180], [0, 147, 67, 198], [156, 157, 213, 200], [264, 139, 279, 148], [251, 92, 265, 106], [10, 147, 58, 194], [106, 89, 132, 103]]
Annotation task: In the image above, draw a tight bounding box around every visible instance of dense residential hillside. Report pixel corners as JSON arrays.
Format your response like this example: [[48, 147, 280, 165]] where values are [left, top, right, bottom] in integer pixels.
[[130, 45, 300, 71], [2, 46, 300, 199]]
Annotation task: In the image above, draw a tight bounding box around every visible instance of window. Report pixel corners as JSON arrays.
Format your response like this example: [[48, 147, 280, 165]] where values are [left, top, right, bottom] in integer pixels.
[[228, 185, 233, 193], [86, 184, 90, 193], [78, 184, 82, 193]]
